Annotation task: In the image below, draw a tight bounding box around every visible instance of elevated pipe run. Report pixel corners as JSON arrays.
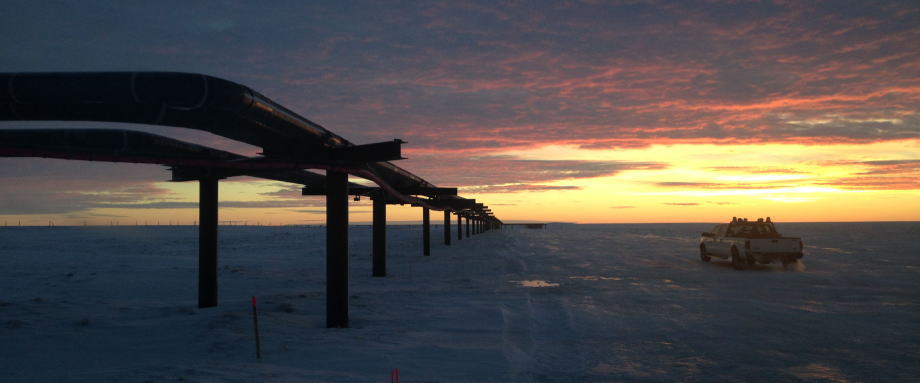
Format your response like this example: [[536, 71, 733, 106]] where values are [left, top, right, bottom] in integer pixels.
[[0, 73, 500, 222]]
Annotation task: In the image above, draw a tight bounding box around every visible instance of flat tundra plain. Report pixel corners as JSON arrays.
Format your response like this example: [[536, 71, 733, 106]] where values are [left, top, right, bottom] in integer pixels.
[[1, 222, 918, 382]]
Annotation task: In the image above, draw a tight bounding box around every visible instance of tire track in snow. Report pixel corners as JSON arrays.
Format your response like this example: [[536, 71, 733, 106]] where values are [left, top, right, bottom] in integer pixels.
[[500, 234, 536, 381], [500, 232, 588, 382], [501, 297, 536, 381], [527, 293, 588, 381]]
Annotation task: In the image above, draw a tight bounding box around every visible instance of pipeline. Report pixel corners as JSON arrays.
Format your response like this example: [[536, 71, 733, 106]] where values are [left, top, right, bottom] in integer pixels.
[[0, 72, 469, 212]]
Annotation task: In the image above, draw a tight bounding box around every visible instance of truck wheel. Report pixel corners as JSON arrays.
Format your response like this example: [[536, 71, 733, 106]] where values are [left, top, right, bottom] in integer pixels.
[[700, 245, 711, 262], [731, 248, 743, 270]]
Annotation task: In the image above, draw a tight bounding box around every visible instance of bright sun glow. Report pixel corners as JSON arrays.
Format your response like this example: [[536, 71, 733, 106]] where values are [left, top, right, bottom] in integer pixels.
[[467, 140, 920, 223], [3, 140, 917, 225]]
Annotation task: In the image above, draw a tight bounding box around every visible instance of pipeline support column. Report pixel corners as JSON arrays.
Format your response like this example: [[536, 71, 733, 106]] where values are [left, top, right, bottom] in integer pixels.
[[326, 171, 349, 328], [422, 207, 431, 256], [372, 193, 386, 277], [198, 176, 218, 308], [443, 210, 451, 245]]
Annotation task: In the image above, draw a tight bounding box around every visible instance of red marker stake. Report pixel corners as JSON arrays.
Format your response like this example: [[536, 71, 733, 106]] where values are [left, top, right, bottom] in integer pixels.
[[252, 296, 262, 360]]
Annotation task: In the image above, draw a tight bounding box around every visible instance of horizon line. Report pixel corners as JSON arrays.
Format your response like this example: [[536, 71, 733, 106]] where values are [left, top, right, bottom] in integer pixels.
[[3, 220, 917, 228]]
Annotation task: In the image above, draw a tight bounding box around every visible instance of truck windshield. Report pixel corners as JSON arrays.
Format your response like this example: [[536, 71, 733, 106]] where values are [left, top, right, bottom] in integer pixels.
[[726, 222, 780, 238]]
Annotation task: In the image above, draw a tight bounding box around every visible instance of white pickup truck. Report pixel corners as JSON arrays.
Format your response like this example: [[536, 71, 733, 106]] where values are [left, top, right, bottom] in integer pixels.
[[699, 217, 803, 270]]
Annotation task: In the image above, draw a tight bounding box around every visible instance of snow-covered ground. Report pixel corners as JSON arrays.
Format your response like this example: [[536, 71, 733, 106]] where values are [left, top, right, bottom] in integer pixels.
[[1, 222, 918, 382]]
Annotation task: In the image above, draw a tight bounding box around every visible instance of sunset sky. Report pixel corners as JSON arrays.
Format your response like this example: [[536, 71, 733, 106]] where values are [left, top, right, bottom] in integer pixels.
[[1, 1, 917, 225]]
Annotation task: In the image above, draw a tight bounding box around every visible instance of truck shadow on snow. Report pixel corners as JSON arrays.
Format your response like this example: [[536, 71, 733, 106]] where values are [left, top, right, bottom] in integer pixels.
[[703, 259, 806, 272]]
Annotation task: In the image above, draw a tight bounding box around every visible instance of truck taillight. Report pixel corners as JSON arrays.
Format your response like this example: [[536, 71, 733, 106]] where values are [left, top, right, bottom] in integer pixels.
[[745, 240, 751, 250]]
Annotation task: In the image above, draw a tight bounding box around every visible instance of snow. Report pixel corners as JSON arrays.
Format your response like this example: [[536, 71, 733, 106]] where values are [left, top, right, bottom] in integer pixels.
[[1, 222, 918, 382]]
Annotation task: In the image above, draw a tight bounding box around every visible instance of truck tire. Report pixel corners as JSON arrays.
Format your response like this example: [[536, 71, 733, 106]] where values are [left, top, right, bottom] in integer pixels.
[[746, 254, 757, 267], [731, 248, 743, 270], [700, 244, 711, 262]]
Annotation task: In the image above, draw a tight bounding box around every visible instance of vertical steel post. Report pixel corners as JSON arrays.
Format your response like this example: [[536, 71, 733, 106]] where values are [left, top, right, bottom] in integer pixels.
[[198, 176, 218, 308], [457, 214, 462, 241], [326, 171, 349, 328], [423, 207, 431, 256], [465, 217, 470, 238], [372, 193, 386, 277], [443, 210, 451, 245]]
